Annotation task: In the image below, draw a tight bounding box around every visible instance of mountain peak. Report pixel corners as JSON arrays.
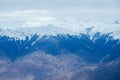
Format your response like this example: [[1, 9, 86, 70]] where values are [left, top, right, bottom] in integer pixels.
[[0, 18, 120, 40]]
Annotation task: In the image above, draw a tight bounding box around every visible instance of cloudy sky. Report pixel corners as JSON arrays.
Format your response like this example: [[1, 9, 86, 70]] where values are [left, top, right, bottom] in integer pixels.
[[0, 0, 120, 29], [0, 0, 120, 11]]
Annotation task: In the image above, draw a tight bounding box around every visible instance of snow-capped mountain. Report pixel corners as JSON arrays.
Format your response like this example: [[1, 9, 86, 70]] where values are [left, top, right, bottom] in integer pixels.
[[0, 18, 120, 61], [0, 18, 120, 80], [0, 18, 120, 40]]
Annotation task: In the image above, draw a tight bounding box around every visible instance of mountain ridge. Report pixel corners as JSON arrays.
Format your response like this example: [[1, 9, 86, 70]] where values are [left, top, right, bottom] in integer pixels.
[[0, 18, 120, 40], [0, 32, 120, 62]]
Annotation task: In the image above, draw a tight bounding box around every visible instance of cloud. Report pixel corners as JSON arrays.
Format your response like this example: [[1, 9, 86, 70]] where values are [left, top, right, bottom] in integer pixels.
[[22, 17, 56, 27], [0, 10, 52, 22], [0, 8, 120, 30], [13, 10, 49, 14], [0, 0, 119, 11]]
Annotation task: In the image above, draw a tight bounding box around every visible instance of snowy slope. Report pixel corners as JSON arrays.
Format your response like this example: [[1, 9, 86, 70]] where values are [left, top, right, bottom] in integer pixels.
[[0, 18, 120, 40]]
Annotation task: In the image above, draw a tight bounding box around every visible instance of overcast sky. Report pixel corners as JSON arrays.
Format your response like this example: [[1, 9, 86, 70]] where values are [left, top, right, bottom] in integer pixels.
[[0, 0, 120, 12], [0, 0, 120, 29]]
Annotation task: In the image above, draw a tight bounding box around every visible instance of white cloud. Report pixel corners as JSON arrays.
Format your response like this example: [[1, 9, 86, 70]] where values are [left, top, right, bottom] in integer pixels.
[[13, 10, 49, 14], [0, 10, 51, 22], [0, 8, 120, 31], [21, 17, 56, 27]]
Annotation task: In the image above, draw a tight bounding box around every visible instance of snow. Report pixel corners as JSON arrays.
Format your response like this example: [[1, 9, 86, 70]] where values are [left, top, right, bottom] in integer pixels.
[[0, 17, 120, 40]]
